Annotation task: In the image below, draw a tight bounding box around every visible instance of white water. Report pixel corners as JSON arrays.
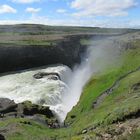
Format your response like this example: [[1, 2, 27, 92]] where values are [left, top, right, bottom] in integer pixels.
[[0, 59, 93, 123], [0, 39, 121, 123], [0, 65, 71, 122]]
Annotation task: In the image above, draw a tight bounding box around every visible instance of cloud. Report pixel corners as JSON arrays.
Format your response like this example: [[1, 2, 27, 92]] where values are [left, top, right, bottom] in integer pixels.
[[12, 0, 40, 4], [26, 7, 41, 13], [0, 5, 17, 14], [56, 9, 67, 13], [71, 0, 137, 17]]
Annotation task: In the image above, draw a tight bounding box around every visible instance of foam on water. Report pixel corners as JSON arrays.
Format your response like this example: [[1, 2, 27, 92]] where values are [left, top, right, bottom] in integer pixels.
[[0, 65, 71, 118]]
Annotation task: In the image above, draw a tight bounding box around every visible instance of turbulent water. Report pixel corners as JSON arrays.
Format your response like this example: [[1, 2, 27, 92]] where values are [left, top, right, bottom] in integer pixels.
[[0, 38, 121, 123], [0, 65, 72, 122], [0, 61, 92, 123]]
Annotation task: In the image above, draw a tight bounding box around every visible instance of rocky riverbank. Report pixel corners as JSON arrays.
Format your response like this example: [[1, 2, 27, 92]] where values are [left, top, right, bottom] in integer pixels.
[[0, 98, 59, 128]]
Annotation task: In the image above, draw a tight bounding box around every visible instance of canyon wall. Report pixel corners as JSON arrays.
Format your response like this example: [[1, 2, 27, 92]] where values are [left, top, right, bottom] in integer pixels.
[[0, 35, 87, 73]]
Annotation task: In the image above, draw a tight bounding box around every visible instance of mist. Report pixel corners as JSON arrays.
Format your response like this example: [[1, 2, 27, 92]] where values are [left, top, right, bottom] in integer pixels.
[[57, 37, 122, 123]]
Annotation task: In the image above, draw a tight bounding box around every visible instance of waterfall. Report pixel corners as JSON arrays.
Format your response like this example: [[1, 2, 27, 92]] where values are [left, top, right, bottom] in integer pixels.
[[0, 65, 71, 111], [0, 38, 121, 124]]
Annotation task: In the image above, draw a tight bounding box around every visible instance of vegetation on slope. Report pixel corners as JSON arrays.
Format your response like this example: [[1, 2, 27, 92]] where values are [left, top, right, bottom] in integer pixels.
[[65, 38, 140, 139]]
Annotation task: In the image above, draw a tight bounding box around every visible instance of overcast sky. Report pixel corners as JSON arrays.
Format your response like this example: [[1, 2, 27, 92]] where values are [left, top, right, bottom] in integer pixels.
[[0, 0, 140, 28]]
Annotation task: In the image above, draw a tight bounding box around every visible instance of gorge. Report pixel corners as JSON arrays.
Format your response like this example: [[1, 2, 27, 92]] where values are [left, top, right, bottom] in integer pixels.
[[0, 36, 121, 124], [0, 25, 140, 140]]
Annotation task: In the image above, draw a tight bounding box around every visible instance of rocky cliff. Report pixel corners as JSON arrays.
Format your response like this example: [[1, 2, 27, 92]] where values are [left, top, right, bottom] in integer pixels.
[[0, 35, 87, 73]]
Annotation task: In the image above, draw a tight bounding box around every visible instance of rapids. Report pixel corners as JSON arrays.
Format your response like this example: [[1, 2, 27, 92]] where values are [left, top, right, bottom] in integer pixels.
[[0, 65, 72, 123]]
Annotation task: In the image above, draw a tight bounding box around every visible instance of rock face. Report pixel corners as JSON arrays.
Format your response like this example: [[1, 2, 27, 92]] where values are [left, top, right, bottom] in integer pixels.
[[0, 98, 61, 129], [0, 134, 5, 140], [0, 35, 87, 74], [0, 98, 55, 139], [0, 98, 55, 125], [0, 98, 17, 115]]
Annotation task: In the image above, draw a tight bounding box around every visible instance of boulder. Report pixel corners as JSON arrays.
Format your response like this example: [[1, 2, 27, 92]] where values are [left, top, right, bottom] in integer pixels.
[[47, 75, 59, 80], [20, 101, 54, 118], [46, 118, 60, 128], [82, 129, 87, 134], [0, 98, 17, 115], [132, 82, 140, 91], [33, 72, 61, 80], [0, 134, 5, 140], [0, 99, 54, 121]]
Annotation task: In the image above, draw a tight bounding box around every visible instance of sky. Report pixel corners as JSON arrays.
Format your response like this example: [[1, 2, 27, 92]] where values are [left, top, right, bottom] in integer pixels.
[[0, 0, 140, 28]]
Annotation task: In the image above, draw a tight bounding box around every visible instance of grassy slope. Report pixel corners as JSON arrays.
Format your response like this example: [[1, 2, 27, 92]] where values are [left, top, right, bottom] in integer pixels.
[[0, 28, 140, 139], [65, 41, 140, 139]]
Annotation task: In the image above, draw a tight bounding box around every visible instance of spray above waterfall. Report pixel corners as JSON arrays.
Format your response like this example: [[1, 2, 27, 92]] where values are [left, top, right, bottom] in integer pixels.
[[56, 37, 122, 122]]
